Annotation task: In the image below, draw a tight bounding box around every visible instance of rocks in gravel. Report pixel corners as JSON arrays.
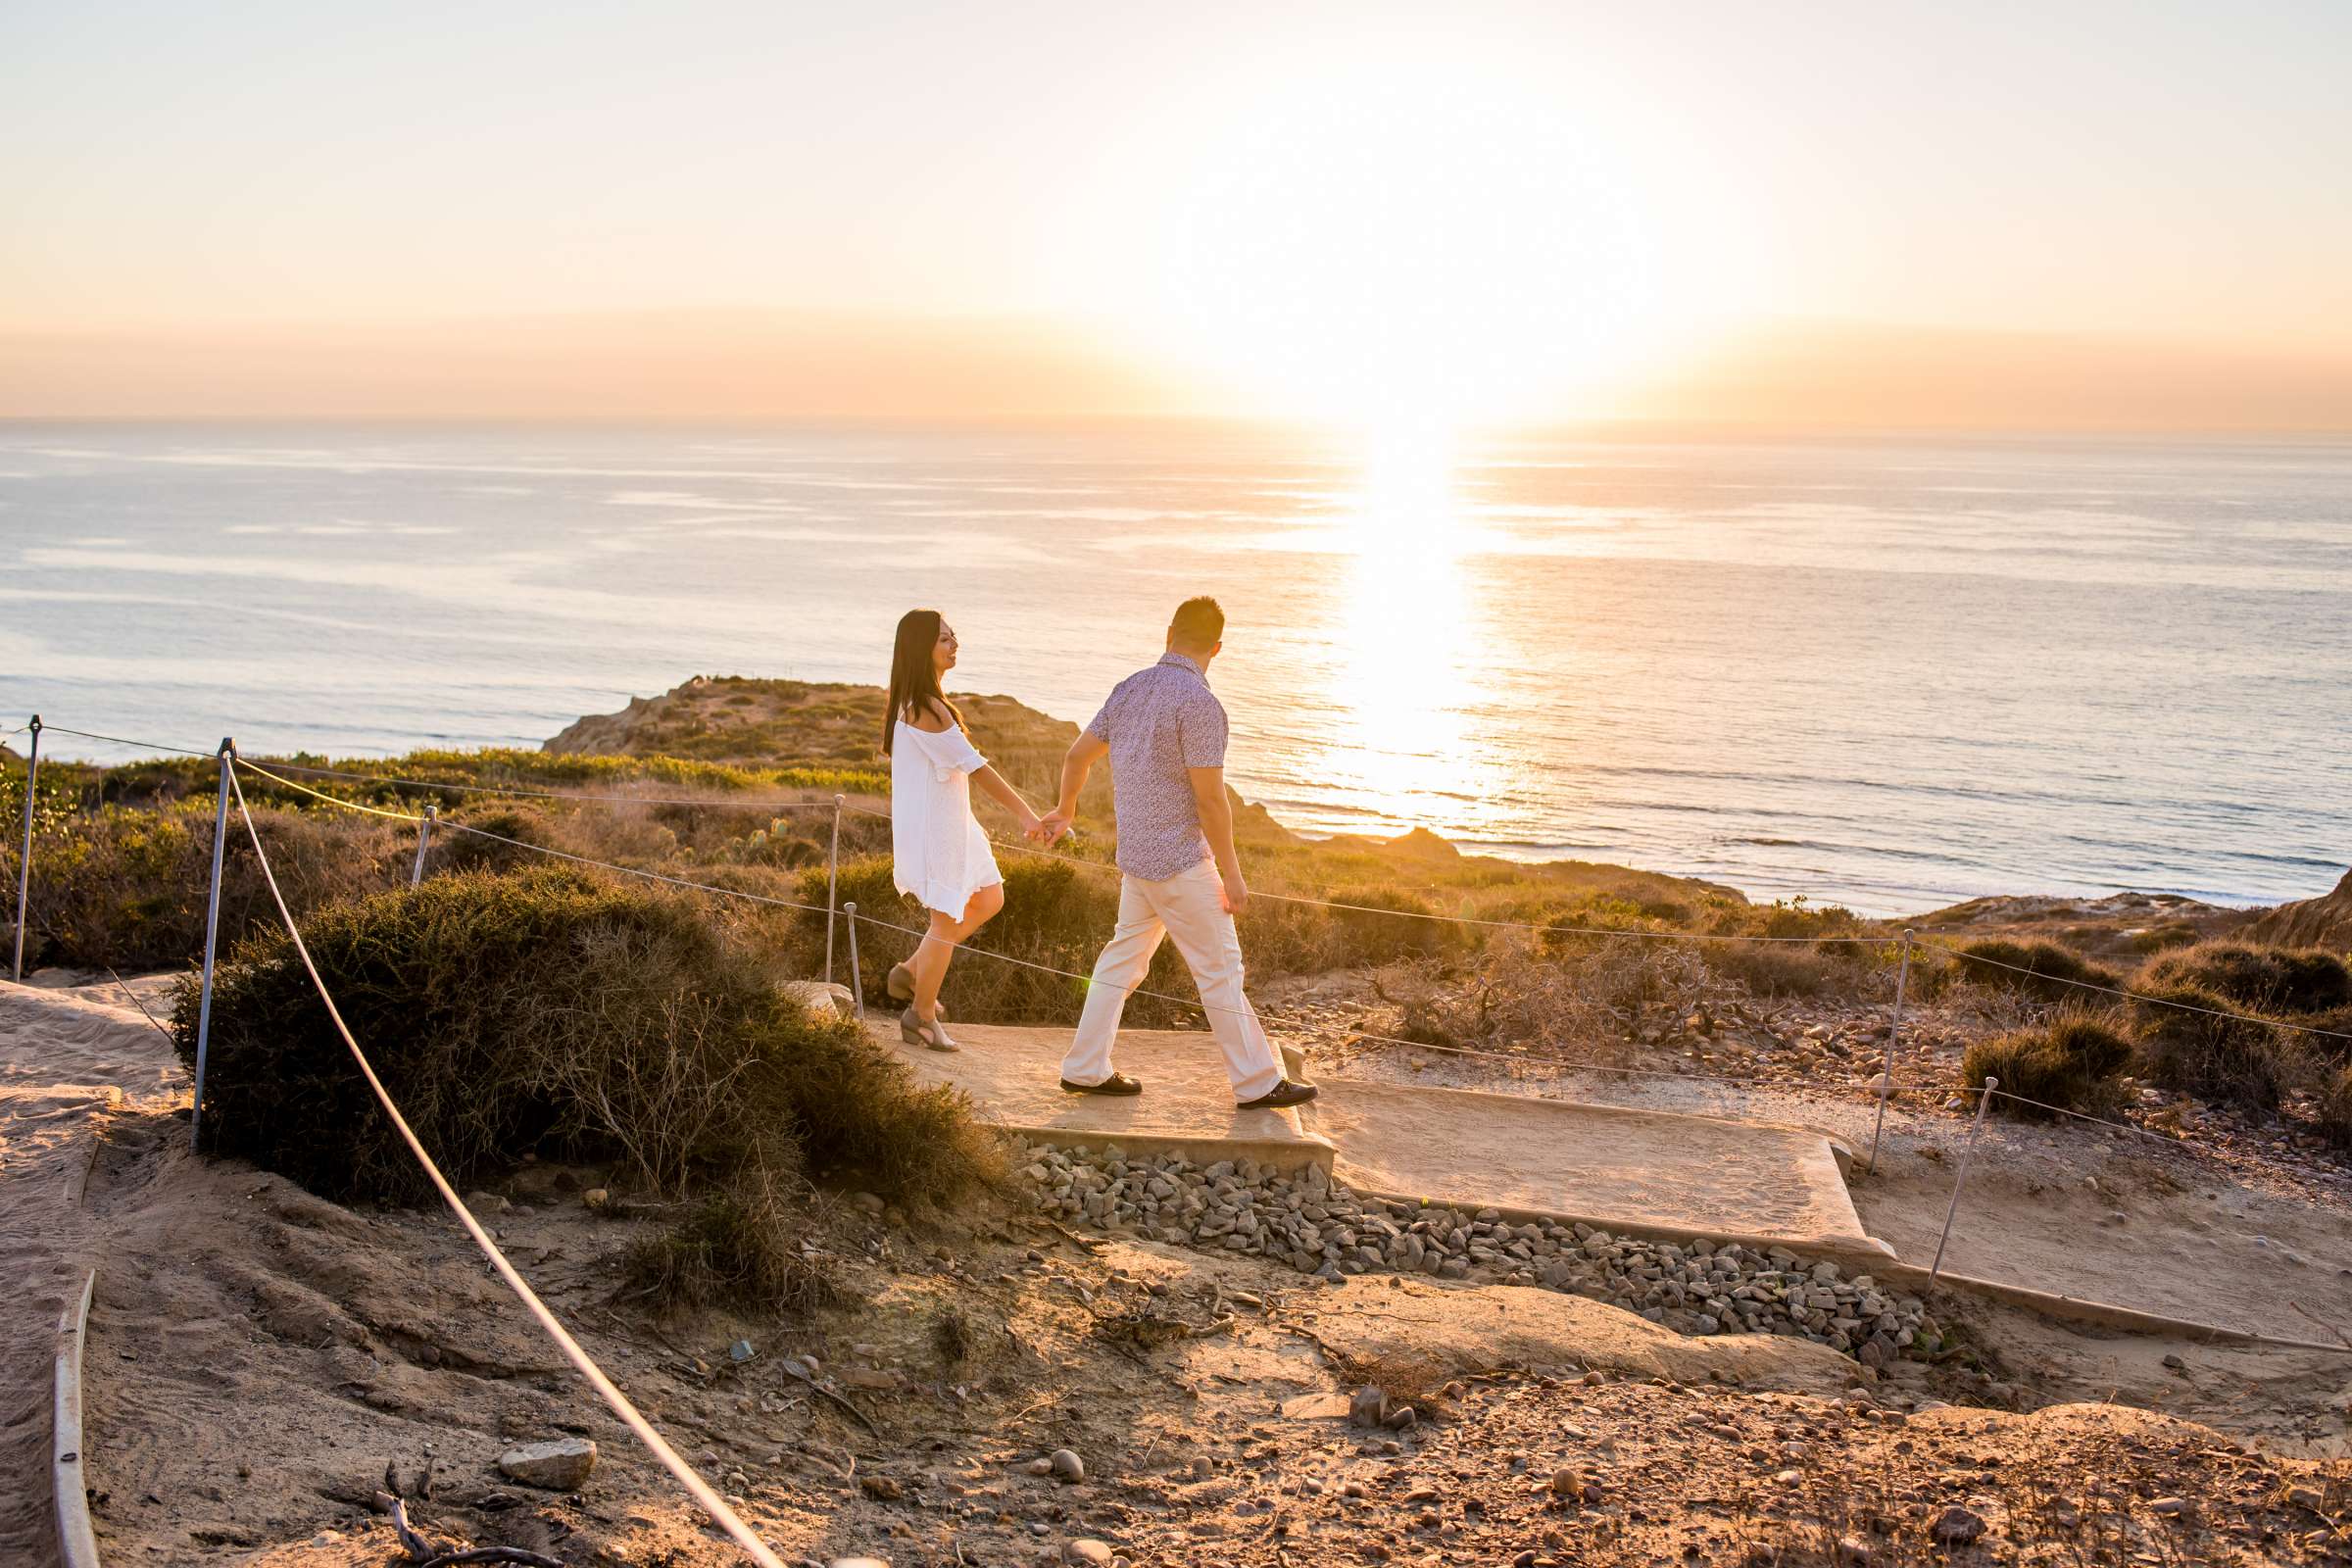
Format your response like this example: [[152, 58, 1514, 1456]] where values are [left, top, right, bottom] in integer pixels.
[[1013, 1140, 1935, 1364], [498, 1437, 597, 1491], [1063, 1541, 1114, 1566], [1049, 1448, 1086, 1483], [1929, 1505, 1985, 1545], [858, 1473, 904, 1500], [1349, 1386, 1390, 1427]]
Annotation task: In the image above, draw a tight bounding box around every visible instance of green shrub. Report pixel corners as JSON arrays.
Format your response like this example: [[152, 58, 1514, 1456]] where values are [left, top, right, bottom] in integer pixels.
[[174, 865, 998, 1209], [1944, 939, 2121, 1005], [2138, 941, 2352, 1017], [2128, 983, 2288, 1110], [1960, 1014, 2132, 1119]]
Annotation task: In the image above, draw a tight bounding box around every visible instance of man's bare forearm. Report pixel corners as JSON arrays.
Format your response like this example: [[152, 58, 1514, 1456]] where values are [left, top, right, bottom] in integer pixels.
[[1055, 747, 1095, 817], [1198, 787, 1240, 879]]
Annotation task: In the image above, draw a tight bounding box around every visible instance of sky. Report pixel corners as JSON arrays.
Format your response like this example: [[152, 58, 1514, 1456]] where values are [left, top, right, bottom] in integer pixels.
[[4, 0, 2350, 427]]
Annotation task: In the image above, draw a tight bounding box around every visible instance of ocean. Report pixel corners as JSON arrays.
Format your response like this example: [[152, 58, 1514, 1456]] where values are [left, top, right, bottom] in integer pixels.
[[2, 421, 2345, 916]]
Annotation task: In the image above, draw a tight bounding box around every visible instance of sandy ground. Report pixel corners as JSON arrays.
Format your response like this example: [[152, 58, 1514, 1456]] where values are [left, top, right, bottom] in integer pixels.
[[0, 975, 183, 1567], [6, 974, 2352, 1566]]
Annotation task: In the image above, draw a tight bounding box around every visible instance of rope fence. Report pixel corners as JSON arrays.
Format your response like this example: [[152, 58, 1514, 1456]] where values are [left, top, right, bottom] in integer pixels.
[[9, 711, 2352, 1365], [220, 761, 790, 1566]]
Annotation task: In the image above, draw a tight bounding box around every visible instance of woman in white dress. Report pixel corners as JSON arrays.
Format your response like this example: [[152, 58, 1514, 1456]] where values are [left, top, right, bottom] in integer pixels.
[[881, 609, 1051, 1052]]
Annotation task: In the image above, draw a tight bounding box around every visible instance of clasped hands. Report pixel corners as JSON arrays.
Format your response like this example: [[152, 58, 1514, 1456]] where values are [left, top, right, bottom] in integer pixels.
[[1023, 808, 1073, 846]]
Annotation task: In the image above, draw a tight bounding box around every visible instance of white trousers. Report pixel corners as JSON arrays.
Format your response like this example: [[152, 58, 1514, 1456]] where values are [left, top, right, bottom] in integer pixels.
[[1061, 860, 1286, 1102]]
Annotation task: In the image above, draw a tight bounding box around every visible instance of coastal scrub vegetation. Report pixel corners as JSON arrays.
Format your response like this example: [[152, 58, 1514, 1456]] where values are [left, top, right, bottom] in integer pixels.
[[2136, 939, 2351, 1017], [172, 865, 998, 1307], [1961, 1015, 2132, 1119], [21, 720, 2351, 1159], [1940, 939, 2123, 1005]]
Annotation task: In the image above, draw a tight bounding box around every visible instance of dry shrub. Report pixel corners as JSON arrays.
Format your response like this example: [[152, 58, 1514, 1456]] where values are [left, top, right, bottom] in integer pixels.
[[173, 864, 1001, 1210], [2296, 1005, 2352, 1065], [1944, 938, 2120, 1005], [620, 1167, 844, 1314], [430, 806, 556, 876], [930, 1306, 975, 1366], [2317, 1063, 2352, 1152], [1961, 1013, 2132, 1119], [1373, 934, 1706, 1056], [2128, 984, 2290, 1110], [27, 799, 397, 970], [1707, 942, 1843, 999], [1318, 887, 1464, 966], [2128, 921, 2200, 955], [2138, 940, 2352, 1017]]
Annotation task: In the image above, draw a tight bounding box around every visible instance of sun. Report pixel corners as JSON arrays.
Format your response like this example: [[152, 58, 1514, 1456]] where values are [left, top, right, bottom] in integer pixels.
[[1085, 41, 1732, 436]]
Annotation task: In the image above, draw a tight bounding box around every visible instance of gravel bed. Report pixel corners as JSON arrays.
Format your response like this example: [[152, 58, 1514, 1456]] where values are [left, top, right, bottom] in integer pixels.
[[1018, 1141, 1939, 1367]]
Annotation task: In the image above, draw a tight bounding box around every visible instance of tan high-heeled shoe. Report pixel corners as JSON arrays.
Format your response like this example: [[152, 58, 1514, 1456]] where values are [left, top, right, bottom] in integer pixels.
[[900, 1006, 959, 1053], [886, 963, 946, 1019]]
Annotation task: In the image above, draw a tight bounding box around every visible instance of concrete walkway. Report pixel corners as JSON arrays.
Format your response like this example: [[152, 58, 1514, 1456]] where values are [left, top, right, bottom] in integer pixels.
[[884, 1022, 1888, 1260]]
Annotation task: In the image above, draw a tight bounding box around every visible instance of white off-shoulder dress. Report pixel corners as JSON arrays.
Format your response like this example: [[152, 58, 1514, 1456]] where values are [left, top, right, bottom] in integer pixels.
[[890, 719, 1004, 917]]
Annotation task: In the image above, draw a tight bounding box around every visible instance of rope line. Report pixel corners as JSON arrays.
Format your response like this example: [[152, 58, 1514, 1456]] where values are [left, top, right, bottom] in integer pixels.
[[237, 758, 433, 821], [40, 716, 2352, 1045], [1983, 1086, 2217, 1152], [972, 825, 1889, 944], [255, 756, 860, 812], [37, 723, 220, 758], [221, 763, 790, 1568], [279, 754, 2351, 1192], [1919, 937, 2352, 1044], [56, 716, 2330, 1357]]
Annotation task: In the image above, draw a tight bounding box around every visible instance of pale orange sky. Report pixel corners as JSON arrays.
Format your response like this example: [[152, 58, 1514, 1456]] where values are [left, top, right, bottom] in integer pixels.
[[5, 2, 2349, 427]]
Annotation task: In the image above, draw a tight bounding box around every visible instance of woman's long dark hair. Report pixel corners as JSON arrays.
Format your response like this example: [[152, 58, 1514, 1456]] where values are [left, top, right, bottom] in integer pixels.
[[882, 608, 961, 756]]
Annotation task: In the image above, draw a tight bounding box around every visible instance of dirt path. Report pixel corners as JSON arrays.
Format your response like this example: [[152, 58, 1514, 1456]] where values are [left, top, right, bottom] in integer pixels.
[[0, 979, 184, 1567]]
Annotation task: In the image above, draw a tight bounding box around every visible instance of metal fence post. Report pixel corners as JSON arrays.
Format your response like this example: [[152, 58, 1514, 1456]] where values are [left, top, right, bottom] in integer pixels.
[[825, 793, 844, 985], [10, 714, 38, 982], [411, 804, 437, 886], [1927, 1075, 1996, 1289], [842, 900, 864, 1022], [1864, 928, 1915, 1175], [191, 738, 235, 1151]]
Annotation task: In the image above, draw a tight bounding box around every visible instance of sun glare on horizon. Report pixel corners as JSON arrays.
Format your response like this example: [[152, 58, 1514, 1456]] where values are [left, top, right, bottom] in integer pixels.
[[1078, 41, 1751, 446]]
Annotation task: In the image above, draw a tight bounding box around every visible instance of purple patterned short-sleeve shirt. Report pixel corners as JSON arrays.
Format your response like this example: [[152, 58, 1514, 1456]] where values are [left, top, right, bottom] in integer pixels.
[[1085, 651, 1229, 881]]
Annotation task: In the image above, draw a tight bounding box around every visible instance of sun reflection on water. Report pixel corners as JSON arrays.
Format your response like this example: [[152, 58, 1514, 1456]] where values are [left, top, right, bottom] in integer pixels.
[[1312, 430, 1487, 832]]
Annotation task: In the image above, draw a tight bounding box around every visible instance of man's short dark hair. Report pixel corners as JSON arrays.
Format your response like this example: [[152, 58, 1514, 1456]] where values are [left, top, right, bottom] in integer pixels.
[[1168, 596, 1225, 649]]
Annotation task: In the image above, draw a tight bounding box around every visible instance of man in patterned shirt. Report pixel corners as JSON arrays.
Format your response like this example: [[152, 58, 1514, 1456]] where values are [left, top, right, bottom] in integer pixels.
[[1042, 597, 1318, 1110]]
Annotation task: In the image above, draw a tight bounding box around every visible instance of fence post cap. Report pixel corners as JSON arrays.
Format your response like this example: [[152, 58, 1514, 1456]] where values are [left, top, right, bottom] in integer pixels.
[[24, 713, 38, 730], [218, 737, 235, 757]]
